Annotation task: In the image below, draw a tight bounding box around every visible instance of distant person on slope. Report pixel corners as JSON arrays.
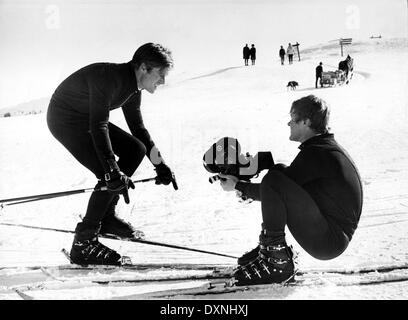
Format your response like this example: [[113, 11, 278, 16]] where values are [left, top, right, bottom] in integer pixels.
[[243, 44, 250, 66], [315, 62, 323, 88], [249, 44, 256, 65], [47, 43, 177, 266], [287, 43, 294, 64], [279, 46, 286, 65], [218, 95, 363, 286]]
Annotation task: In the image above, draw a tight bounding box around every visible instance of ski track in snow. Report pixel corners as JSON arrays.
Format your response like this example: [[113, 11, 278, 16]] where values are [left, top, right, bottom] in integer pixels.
[[0, 38, 407, 299]]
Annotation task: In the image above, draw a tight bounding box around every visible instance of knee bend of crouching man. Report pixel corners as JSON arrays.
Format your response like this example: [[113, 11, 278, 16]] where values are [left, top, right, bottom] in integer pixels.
[[218, 94, 363, 286]]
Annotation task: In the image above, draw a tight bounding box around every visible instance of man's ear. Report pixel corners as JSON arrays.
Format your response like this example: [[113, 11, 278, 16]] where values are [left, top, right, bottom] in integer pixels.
[[138, 62, 147, 73], [304, 119, 312, 127]]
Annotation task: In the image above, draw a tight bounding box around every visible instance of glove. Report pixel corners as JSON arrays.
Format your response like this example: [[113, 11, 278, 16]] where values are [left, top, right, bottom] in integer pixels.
[[155, 163, 178, 190], [105, 170, 135, 204]]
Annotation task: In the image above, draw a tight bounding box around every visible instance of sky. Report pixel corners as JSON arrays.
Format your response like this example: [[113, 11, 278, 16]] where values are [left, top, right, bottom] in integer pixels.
[[0, 0, 407, 108]]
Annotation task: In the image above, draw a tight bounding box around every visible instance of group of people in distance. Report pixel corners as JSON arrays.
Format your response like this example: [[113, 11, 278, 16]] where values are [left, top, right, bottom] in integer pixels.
[[242, 43, 296, 67], [241, 42, 329, 90], [279, 43, 295, 65], [281, 43, 325, 89], [47, 42, 363, 287], [243, 44, 256, 66]]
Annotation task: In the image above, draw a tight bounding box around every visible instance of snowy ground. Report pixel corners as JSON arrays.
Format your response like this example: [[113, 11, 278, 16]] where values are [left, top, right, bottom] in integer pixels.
[[0, 38, 407, 299]]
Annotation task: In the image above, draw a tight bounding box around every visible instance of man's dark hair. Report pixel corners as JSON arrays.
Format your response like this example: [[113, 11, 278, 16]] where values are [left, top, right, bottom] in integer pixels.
[[131, 43, 173, 71], [291, 95, 330, 134]]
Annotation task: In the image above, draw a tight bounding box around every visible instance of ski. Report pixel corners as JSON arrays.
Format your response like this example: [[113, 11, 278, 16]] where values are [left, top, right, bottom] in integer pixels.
[[131, 275, 297, 298], [4, 250, 235, 298], [10, 268, 408, 300], [0, 263, 233, 272], [296, 263, 408, 276], [39, 268, 231, 285], [6, 273, 233, 299], [4, 261, 408, 299], [2, 259, 407, 275], [5, 249, 231, 299], [142, 268, 408, 298]]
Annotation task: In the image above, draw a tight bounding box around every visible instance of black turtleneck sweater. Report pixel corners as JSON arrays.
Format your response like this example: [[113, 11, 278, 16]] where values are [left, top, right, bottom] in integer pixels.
[[235, 133, 363, 240], [50, 62, 155, 172]]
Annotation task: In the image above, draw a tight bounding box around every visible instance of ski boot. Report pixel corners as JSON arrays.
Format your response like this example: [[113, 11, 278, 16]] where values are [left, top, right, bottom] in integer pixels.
[[237, 245, 259, 266], [237, 224, 266, 265], [233, 230, 295, 286], [100, 195, 145, 240], [70, 221, 122, 266], [70, 237, 123, 266]]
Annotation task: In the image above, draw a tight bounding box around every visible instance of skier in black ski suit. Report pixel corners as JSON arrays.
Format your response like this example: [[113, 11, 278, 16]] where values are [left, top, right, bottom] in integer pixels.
[[47, 43, 177, 265], [218, 95, 363, 286]]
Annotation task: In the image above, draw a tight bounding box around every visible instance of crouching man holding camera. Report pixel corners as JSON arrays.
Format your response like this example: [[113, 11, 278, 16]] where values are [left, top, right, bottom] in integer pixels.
[[212, 95, 363, 286]]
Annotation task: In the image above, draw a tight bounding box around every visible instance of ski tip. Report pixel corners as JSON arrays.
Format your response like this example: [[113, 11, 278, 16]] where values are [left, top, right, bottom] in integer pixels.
[[13, 288, 35, 300], [61, 248, 74, 264], [282, 270, 298, 286]]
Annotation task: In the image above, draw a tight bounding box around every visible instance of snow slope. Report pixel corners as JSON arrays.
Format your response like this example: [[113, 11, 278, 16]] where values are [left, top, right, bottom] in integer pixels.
[[0, 38, 407, 299]]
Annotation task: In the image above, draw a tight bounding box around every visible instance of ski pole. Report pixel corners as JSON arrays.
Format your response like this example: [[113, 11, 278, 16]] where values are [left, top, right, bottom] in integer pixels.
[[0, 222, 238, 259], [0, 177, 157, 207]]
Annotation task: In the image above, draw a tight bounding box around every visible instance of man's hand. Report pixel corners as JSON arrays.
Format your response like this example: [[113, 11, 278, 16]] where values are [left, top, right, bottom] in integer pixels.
[[105, 171, 135, 204], [218, 174, 239, 192], [155, 163, 178, 190]]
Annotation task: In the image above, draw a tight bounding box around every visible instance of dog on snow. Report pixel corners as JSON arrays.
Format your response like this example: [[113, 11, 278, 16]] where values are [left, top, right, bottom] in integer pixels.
[[286, 81, 299, 90]]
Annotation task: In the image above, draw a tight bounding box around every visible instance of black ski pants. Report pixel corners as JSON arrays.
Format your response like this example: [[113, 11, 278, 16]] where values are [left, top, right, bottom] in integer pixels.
[[260, 170, 349, 260], [47, 102, 146, 237]]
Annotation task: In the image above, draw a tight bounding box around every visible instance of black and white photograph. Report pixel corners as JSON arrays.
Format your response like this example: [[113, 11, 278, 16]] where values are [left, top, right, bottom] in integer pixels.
[[0, 0, 407, 302]]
